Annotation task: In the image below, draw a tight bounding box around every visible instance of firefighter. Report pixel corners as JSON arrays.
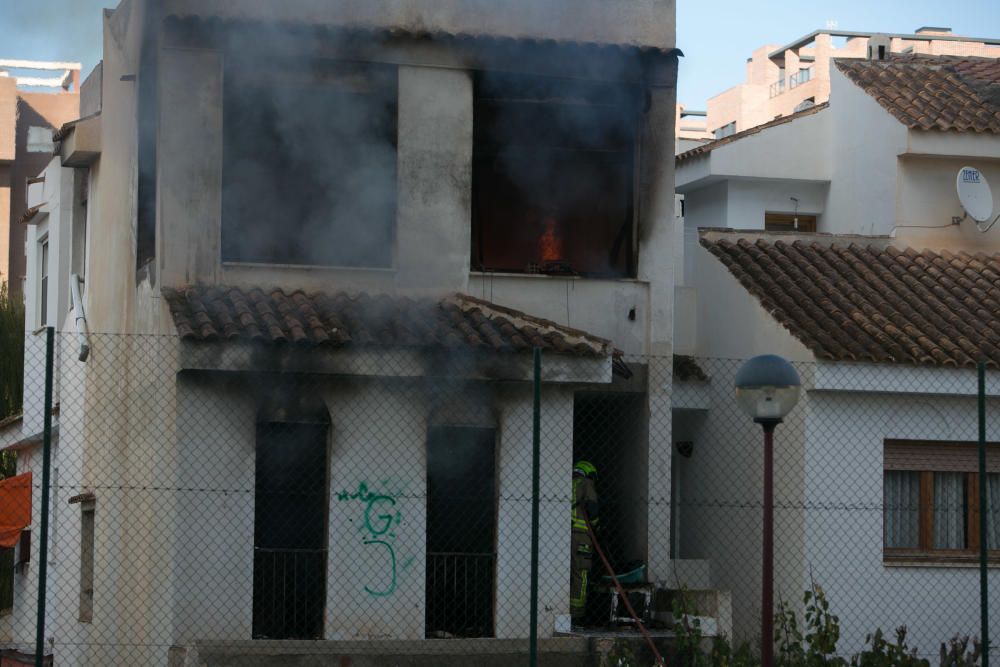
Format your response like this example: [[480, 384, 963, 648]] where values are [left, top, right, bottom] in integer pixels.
[[570, 460, 599, 624]]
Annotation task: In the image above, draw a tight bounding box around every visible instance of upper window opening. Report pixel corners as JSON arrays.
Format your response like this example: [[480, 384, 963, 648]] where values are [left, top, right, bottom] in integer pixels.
[[472, 72, 640, 278], [26, 126, 54, 153], [764, 212, 817, 232], [222, 60, 397, 268]]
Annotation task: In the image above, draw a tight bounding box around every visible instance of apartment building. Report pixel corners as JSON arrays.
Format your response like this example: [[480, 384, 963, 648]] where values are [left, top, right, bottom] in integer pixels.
[[0, 60, 80, 299], [702, 26, 1000, 138]]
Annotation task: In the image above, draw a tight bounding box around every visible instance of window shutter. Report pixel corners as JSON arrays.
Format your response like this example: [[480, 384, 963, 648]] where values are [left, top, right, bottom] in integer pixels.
[[884, 440, 1000, 473]]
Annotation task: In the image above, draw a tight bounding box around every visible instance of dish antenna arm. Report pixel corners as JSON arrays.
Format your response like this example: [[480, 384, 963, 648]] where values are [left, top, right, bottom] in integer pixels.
[[977, 212, 1000, 234]]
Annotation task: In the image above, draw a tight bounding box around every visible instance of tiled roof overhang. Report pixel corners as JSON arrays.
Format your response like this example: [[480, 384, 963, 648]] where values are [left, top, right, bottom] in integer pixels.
[[701, 230, 1000, 368], [836, 55, 1000, 133], [164, 286, 617, 359], [675, 103, 829, 163], [160, 13, 681, 58]]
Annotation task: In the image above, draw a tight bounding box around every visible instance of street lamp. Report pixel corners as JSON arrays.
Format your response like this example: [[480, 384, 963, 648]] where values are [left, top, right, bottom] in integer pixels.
[[734, 355, 801, 667]]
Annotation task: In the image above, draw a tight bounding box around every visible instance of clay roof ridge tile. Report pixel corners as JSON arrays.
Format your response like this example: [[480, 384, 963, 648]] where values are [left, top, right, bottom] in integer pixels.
[[247, 289, 287, 342]]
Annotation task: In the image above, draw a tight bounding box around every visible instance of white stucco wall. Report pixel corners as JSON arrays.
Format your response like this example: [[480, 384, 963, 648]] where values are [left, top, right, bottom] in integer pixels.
[[468, 275, 650, 356], [166, 374, 579, 645], [672, 358, 810, 643], [894, 156, 1000, 252], [690, 240, 813, 363], [805, 385, 1000, 657], [823, 67, 908, 237]]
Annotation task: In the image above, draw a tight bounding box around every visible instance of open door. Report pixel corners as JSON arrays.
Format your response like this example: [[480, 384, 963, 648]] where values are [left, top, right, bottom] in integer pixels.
[[253, 419, 329, 639], [425, 426, 497, 638]]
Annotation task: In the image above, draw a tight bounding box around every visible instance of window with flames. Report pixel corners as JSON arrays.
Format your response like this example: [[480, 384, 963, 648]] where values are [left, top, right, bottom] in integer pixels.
[[471, 72, 641, 278]]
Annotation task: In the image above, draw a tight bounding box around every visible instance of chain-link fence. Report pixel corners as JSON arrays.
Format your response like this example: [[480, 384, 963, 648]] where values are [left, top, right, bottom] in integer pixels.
[[0, 331, 997, 666]]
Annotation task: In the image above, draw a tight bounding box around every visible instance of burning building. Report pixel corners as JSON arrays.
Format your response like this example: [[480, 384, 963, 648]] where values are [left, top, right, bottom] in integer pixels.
[[2, 0, 686, 664]]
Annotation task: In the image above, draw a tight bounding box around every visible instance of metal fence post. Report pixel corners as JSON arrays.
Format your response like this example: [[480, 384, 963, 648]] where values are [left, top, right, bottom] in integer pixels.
[[978, 361, 990, 667], [35, 326, 54, 667], [529, 348, 541, 667]]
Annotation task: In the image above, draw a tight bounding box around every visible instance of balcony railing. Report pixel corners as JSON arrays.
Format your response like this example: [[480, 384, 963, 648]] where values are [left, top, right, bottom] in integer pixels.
[[252, 547, 327, 640], [790, 67, 813, 89], [426, 552, 496, 638], [769, 79, 786, 97]]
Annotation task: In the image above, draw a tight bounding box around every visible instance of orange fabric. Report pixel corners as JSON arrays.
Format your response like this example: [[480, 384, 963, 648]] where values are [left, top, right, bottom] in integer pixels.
[[0, 471, 31, 548]]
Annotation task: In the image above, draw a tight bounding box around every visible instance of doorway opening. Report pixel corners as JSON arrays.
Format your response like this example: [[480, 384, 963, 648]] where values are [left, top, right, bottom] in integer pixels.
[[572, 393, 648, 572], [425, 426, 497, 638], [253, 413, 330, 639]]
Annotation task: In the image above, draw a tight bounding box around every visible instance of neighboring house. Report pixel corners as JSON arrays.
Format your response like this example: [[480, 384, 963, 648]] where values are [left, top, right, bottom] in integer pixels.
[[702, 26, 1000, 138], [672, 52, 1000, 653], [1, 0, 690, 665], [0, 60, 80, 300]]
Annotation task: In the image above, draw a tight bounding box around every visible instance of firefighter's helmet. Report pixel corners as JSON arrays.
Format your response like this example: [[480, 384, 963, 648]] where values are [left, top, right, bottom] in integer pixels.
[[574, 460, 597, 479]]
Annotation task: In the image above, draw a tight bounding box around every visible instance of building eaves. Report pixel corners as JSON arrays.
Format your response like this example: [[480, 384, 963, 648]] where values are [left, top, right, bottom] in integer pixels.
[[675, 102, 829, 163], [768, 29, 1000, 61], [17, 205, 41, 225], [162, 14, 682, 57], [164, 285, 617, 358], [700, 229, 1000, 368], [52, 111, 101, 143], [0, 425, 59, 453]]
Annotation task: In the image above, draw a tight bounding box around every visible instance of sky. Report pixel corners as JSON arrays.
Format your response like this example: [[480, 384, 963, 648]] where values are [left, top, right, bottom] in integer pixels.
[[0, 0, 998, 107]]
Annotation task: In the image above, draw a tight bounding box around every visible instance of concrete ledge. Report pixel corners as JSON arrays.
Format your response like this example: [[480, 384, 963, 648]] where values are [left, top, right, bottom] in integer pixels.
[[170, 638, 594, 667]]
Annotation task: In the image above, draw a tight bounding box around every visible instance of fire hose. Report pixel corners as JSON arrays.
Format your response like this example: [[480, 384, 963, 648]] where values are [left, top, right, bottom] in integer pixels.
[[581, 507, 666, 666]]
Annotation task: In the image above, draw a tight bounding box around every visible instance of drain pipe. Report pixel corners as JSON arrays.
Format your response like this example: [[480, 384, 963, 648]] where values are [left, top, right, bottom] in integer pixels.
[[70, 274, 90, 362]]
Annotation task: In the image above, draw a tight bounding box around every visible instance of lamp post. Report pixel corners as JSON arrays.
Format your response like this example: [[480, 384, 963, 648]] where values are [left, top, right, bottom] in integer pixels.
[[735, 355, 802, 667]]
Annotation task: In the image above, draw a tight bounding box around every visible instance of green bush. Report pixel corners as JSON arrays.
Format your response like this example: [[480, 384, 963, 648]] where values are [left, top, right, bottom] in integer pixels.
[[850, 627, 927, 667], [666, 578, 981, 667]]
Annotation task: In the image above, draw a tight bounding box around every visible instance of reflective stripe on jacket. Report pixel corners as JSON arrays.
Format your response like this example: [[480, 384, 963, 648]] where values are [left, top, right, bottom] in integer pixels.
[[571, 475, 598, 533]]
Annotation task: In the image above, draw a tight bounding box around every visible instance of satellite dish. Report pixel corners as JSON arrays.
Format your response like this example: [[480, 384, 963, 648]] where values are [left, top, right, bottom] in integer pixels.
[[956, 166, 994, 223]]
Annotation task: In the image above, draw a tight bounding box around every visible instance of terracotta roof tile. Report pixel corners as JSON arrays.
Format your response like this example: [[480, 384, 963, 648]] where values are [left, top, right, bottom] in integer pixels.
[[836, 55, 1000, 133], [163, 285, 615, 358], [700, 231, 1000, 368]]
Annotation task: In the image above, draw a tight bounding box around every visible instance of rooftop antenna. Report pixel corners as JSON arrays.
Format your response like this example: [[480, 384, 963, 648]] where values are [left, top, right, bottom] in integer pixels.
[[956, 166, 999, 232]]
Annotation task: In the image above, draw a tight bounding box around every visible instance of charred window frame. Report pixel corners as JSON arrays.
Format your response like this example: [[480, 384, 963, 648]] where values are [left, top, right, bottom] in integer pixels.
[[471, 72, 641, 278], [221, 59, 398, 268], [135, 4, 160, 274]]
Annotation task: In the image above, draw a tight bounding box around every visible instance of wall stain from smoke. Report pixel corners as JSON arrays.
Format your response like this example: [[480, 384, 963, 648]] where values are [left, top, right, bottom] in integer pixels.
[[336, 481, 407, 598]]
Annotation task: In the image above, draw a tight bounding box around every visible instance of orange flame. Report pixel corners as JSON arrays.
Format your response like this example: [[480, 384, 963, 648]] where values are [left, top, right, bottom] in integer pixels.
[[539, 217, 564, 263]]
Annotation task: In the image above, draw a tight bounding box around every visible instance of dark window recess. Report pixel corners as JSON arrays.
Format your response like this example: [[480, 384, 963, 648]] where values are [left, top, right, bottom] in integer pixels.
[[135, 7, 158, 271], [0, 547, 13, 615], [764, 212, 817, 232], [253, 419, 329, 640], [426, 427, 497, 638], [222, 61, 397, 267], [79, 505, 94, 623], [472, 72, 640, 278], [39, 240, 49, 327]]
